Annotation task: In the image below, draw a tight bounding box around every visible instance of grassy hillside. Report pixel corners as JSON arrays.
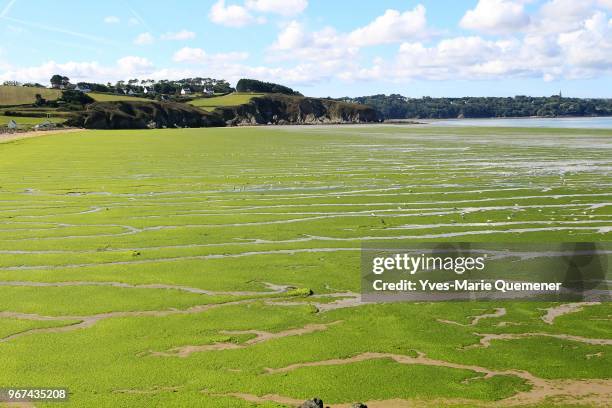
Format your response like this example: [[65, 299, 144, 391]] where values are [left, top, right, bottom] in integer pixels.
[[0, 126, 609, 406], [0, 86, 61, 106], [0, 115, 65, 127], [189, 92, 264, 111], [89, 92, 151, 102]]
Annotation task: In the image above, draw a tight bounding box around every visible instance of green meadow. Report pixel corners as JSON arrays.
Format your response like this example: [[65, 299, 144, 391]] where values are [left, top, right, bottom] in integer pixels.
[[0, 114, 65, 128], [88, 92, 151, 102], [189, 92, 265, 110], [0, 86, 61, 106], [0, 125, 610, 407]]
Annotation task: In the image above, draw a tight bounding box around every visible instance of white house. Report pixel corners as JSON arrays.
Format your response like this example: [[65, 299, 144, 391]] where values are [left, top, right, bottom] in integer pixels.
[[180, 88, 191, 95], [203, 88, 214, 96], [143, 87, 155, 95], [74, 85, 91, 93]]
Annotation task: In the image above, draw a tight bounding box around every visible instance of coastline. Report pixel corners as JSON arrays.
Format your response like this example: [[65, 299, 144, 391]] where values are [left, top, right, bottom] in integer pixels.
[[0, 128, 86, 143]]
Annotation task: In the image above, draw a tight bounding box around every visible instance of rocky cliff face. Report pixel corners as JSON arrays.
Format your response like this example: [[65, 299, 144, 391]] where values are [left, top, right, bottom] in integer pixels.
[[214, 94, 380, 126], [69, 95, 379, 129], [68, 101, 225, 129]]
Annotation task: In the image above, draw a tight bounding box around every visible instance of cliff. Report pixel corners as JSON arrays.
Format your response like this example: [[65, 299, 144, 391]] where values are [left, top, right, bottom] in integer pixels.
[[68, 95, 379, 129], [67, 101, 225, 129], [214, 94, 380, 126]]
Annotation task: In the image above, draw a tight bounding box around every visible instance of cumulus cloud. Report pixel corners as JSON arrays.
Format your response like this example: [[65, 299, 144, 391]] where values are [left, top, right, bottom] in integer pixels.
[[598, 0, 612, 8], [209, 0, 306, 27], [116, 56, 154, 73], [3, 1, 612, 89], [531, 0, 601, 34], [103, 16, 120, 24], [269, 6, 428, 62], [161, 30, 196, 40], [557, 11, 612, 71], [172, 47, 206, 62], [133, 32, 154, 45], [271, 21, 308, 50], [460, 0, 530, 34], [209, 0, 262, 27], [245, 0, 308, 16], [269, 21, 357, 63], [172, 47, 249, 64], [0, 57, 153, 84], [348, 5, 428, 46]]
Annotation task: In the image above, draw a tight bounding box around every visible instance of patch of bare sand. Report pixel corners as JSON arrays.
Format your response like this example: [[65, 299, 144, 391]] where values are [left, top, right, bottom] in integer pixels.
[[2, 403, 37, 408], [467, 332, 612, 348], [0, 300, 251, 343], [0, 280, 293, 297], [0, 129, 85, 143], [267, 292, 364, 313], [540, 302, 601, 325], [151, 321, 343, 357], [252, 351, 612, 407], [437, 308, 506, 327], [214, 393, 484, 407], [113, 386, 181, 394]]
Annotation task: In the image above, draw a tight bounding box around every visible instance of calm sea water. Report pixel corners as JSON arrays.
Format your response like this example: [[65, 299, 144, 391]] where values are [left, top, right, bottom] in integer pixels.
[[427, 117, 612, 129]]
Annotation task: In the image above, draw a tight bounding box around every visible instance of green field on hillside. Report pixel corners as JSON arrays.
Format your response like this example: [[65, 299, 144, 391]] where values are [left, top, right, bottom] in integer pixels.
[[0, 126, 610, 407], [189, 92, 264, 111], [88, 92, 151, 102], [0, 86, 61, 106], [0, 114, 66, 127]]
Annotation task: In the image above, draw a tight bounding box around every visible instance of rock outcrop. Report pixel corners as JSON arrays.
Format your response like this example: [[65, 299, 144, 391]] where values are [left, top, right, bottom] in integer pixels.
[[68, 101, 225, 129], [298, 398, 324, 408], [296, 398, 367, 408], [214, 94, 380, 126], [68, 95, 379, 129]]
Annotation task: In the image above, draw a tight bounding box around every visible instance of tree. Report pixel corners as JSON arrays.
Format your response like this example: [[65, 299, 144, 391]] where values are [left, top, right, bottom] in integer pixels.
[[236, 79, 301, 95], [34, 94, 47, 106], [50, 74, 63, 88]]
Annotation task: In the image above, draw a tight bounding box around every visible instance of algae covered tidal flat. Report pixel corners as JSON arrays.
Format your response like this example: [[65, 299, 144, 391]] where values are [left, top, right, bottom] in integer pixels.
[[0, 125, 610, 407]]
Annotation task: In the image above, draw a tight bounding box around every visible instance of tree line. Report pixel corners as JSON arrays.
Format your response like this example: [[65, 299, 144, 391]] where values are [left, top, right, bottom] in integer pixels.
[[236, 79, 302, 96], [340, 94, 612, 119], [48, 75, 233, 95]]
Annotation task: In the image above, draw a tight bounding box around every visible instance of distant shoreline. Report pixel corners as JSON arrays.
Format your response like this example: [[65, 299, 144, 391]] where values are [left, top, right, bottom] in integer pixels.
[[386, 115, 612, 122]]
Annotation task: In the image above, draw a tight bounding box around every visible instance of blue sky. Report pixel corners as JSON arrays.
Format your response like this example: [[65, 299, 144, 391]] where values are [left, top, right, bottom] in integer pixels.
[[1, 0, 611, 97]]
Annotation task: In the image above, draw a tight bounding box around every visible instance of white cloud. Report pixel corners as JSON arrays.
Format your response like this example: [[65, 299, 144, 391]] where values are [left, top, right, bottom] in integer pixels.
[[348, 5, 427, 46], [172, 47, 249, 64], [103, 16, 120, 24], [133, 32, 154, 45], [270, 21, 357, 63], [272, 21, 308, 50], [598, 0, 612, 8], [161, 30, 196, 40], [209, 0, 261, 27], [532, 0, 602, 34], [3, 1, 612, 90], [460, 0, 530, 34], [269, 6, 429, 62], [172, 47, 206, 63], [209, 0, 304, 27], [128, 17, 140, 26], [557, 11, 612, 71], [245, 0, 308, 16], [0, 56, 153, 84], [116, 56, 153, 73]]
